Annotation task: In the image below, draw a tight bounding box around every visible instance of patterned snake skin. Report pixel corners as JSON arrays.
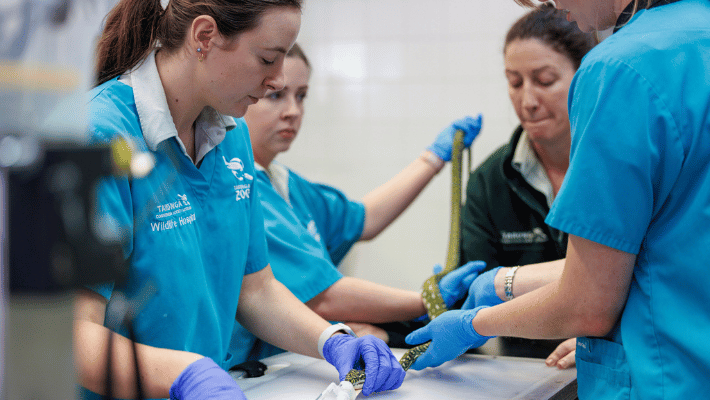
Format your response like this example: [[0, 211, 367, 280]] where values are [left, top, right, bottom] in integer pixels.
[[344, 343, 430, 389]]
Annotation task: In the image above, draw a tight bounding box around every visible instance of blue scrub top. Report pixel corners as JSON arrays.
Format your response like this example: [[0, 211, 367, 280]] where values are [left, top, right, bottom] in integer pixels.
[[545, 0, 710, 398], [228, 163, 365, 365], [84, 62, 268, 398]]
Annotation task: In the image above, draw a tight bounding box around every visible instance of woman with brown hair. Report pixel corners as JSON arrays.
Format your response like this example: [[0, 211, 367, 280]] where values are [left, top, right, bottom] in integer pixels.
[[75, 1, 405, 398], [458, 2, 595, 368]]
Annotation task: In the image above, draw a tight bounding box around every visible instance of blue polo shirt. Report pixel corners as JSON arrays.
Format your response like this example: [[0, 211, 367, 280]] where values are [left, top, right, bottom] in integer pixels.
[[546, 0, 710, 398], [227, 161, 365, 364], [84, 51, 268, 398]]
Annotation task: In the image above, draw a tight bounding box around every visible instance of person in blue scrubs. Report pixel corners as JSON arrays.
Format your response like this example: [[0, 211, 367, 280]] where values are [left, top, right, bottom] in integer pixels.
[[73, 1, 406, 399], [228, 43, 485, 363], [404, 0, 710, 399]]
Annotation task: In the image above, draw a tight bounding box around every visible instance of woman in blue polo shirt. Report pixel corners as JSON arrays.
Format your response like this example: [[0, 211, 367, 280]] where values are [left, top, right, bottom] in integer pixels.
[[73, 1, 405, 398], [404, 0, 710, 398], [228, 43, 485, 363]]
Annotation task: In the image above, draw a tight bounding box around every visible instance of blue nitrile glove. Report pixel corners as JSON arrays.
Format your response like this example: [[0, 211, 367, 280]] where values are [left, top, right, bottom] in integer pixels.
[[462, 266, 504, 310], [323, 334, 405, 396], [404, 306, 494, 370], [170, 357, 246, 400], [438, 261, 488, 308], [427, 114, 483, 162]]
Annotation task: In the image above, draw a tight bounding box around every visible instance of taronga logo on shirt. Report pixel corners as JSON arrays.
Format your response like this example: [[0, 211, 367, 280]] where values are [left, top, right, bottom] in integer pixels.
[[151, 194, 196, 232], [224, 155, 253, 202], [223, 156, 254, 181], [501, 227, 548, 245]]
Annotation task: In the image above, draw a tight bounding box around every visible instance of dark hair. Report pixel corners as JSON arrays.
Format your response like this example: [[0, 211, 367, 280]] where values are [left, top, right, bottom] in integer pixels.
[[95, 0, 303, 85], [512, 0, 644, 27], [505, 2, 596, 69], [287, 42, 310, 71]]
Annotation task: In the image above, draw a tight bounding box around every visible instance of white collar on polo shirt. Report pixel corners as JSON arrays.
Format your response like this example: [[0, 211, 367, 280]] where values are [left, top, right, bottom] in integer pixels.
[[119, 50, 236, 164], [511, 130, 555, 208]]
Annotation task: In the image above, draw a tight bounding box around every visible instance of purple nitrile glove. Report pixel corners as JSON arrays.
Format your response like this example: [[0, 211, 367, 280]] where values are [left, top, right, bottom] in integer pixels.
[[169, 357, 246, 400], [323, 334, 405, 396], [427, 114, 483, 162], [404, 306, 494, 370], [438, 260, 488, 308], [462, 267, 504, 310]]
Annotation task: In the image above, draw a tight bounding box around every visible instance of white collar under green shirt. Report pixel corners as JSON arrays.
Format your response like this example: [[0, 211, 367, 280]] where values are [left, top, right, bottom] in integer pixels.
[[256, 161, 291, 205], [118, 50, 237, 164], [511, 130, 555, 209]]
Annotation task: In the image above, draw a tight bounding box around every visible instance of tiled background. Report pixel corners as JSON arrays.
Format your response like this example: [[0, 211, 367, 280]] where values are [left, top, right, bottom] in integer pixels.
[[280, 0, 529, 291]]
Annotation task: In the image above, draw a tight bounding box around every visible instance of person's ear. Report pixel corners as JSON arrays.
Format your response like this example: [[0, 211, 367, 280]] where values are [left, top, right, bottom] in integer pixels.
[[188, 15, 220, 61]]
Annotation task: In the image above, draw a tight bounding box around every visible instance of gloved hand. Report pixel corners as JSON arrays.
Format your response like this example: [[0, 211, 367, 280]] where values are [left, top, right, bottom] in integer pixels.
[[323, 334, 405, 396], [462, 266, 504, 310], [427, 114, 483, 162], [404, 306, 493, 370], [170, 357, 246, 400], [437, 261, 488, 308]]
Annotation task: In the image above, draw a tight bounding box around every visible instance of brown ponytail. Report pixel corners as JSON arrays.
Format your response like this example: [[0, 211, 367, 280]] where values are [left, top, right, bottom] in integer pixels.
[[95, 0, 303, 86], [95, 0, 162, 85]]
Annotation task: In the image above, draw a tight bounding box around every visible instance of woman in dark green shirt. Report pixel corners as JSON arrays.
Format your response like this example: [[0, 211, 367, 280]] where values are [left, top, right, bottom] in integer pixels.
[[459, 3, 595, 366]]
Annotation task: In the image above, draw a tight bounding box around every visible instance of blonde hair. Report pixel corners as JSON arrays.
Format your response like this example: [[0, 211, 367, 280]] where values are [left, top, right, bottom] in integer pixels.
[[287, 43, 311, 71]]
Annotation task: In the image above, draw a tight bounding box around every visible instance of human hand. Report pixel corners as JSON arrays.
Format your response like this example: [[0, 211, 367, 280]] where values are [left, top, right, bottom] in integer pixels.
[[437, 261, 488, 308], [323, 334, 405, 396], [169, 357, 246, 400], [404, 306, 493, 370], [546, 338, 577, 369], [427, 114, 483, 162], [461, 266, 504, 309]]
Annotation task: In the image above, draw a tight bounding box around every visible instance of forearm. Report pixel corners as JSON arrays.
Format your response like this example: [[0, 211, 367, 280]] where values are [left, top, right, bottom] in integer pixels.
[[474, 236, 635, 339], [360, 151, 442, 240], [306, 277, 425, 323], [493, 259, 566, 300], [345, 322, 390, 343], [474, 280, 586, 340], [74, 319, 201, 398], [237, 266, 331, 359]]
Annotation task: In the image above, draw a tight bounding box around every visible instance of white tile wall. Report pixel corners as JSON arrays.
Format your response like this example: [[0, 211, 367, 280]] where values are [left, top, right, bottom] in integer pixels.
[[280, 0, 528, 291]]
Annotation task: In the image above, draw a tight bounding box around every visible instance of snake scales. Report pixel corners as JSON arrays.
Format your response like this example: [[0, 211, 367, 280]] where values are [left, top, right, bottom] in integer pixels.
[[345, 131, 470, 390]]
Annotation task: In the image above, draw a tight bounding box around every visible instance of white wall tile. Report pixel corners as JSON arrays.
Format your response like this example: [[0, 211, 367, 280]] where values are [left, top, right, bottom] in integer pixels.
[[367, 83, 407, 120], [365, 0, 407, 39], [281, 0, 531, 291], [367, 42, 405, 81], [403, 41, 446, 82], [402, 0, 447, 39]]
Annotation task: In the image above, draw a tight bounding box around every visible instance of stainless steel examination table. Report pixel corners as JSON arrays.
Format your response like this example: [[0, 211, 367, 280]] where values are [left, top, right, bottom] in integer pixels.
[[231, 339, 577, 399]]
